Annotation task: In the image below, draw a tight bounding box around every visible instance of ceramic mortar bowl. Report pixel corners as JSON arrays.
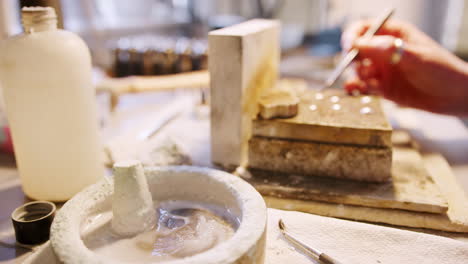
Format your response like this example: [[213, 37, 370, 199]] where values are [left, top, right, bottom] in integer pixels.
[[50, 166, 267, 264]]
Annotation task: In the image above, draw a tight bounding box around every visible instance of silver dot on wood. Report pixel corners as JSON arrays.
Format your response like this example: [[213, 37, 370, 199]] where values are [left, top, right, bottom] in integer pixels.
[[361, 96, 372, 104], [315, 93, 324, 100], [360, 106, 373, 115], [332, 104, 341, 111], [309, 104, 317, 111], [330, 96, 340, 103]]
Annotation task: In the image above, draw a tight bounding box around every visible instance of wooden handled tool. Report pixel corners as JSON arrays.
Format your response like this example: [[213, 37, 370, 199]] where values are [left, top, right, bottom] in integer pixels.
[[278, 219, 344, 264]]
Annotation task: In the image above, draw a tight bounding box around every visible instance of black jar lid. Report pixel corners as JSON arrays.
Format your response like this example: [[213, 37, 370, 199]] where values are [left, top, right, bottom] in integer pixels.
[[11, 201, 56, 245]]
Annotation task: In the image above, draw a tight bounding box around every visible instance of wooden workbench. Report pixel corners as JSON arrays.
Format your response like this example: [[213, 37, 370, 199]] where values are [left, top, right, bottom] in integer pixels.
[[1, 92, 468, 263]]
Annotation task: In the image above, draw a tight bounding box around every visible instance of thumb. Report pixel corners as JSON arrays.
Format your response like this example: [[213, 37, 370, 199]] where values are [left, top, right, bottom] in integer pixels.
[[353, 35, 399, 63]]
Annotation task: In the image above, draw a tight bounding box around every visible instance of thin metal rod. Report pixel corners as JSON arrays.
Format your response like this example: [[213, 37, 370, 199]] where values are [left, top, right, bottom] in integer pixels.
[[282, 230, 322, 257], [278, 219, 321, 257], [278, 219, 344, 264], [323, 8, 395, 89]]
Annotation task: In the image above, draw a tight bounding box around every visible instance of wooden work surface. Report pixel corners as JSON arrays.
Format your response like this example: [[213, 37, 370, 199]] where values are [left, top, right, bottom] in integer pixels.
[[253, 89, 392, 147], [249, 102, 468, 233], [247, 146, 448, 214], [1, 92, 468, 263]]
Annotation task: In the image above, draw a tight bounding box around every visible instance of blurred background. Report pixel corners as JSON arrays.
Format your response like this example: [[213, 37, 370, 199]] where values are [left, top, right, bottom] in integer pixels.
[[2, 0, 468, 123], [1, 0, 468, 130], [1, 0, 467, 72]]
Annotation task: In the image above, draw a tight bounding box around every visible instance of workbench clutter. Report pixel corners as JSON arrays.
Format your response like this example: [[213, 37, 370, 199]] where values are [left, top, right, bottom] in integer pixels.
[[209, 19, 468, 233], [110, 35, 208, 77], [2, 7, 468, 264]]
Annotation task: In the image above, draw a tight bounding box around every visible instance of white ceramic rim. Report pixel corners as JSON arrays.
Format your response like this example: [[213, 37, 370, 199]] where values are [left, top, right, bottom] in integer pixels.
[[50, 166, 267, 264]]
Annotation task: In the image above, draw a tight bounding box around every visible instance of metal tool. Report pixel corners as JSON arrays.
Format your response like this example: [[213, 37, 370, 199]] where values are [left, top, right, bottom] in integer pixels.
[[137, 96, 193, 140], [278, 219, 343, 264], [323, 8, 395, 89]]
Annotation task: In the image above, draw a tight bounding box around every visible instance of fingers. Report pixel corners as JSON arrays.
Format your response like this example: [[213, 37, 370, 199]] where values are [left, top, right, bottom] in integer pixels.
[[344, 77, 382, 95], [341, 19, 406, 52], [341, 20, 370, 51], [344, 77, 365, 94], [344, 36, 399, 96], [356, 59, 378, 80], [353, 35, 398, 63]]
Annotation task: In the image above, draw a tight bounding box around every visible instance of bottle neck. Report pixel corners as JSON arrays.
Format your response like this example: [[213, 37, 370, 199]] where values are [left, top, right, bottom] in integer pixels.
[[21, 7, 57, 33]]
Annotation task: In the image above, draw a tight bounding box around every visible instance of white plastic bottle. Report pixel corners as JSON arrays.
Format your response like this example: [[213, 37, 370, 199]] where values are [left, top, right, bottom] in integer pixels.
[[0, 7, 104, 201]]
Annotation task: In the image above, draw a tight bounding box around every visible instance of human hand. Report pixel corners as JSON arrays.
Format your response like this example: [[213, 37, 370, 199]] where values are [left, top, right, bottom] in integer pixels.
[[341, 19, 468, 116]]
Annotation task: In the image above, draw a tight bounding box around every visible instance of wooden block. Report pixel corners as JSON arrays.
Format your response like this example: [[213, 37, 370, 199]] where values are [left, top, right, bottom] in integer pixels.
[[209, 19, 280, 168], [423, 154, 468, 226], [258, 90, 299, 119], [253, 89, 392, 147], [248, 136, 392, 182], [245, 147, 447, 213], [264, 196, 468, 233]]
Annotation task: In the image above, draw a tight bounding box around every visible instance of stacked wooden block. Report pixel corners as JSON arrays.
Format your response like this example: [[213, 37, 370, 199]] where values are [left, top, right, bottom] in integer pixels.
[[249, 89, 393, 182]]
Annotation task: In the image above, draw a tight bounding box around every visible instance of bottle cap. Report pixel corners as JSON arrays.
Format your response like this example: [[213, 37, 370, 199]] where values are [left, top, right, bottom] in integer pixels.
[[21, 7, 57, 33], [11, 201, 56, 245]]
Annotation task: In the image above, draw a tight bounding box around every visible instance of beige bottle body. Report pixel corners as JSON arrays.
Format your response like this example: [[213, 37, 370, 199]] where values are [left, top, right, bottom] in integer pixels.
[[0, 19, 103, 201]]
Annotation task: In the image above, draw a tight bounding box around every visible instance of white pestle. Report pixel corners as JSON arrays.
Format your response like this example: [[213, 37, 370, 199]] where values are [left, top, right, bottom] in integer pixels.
[[111, 160, 156, 236]]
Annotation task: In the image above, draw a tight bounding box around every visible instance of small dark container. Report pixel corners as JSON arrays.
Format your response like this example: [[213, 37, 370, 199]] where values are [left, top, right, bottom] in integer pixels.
[[11, 201, 56, 245]]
